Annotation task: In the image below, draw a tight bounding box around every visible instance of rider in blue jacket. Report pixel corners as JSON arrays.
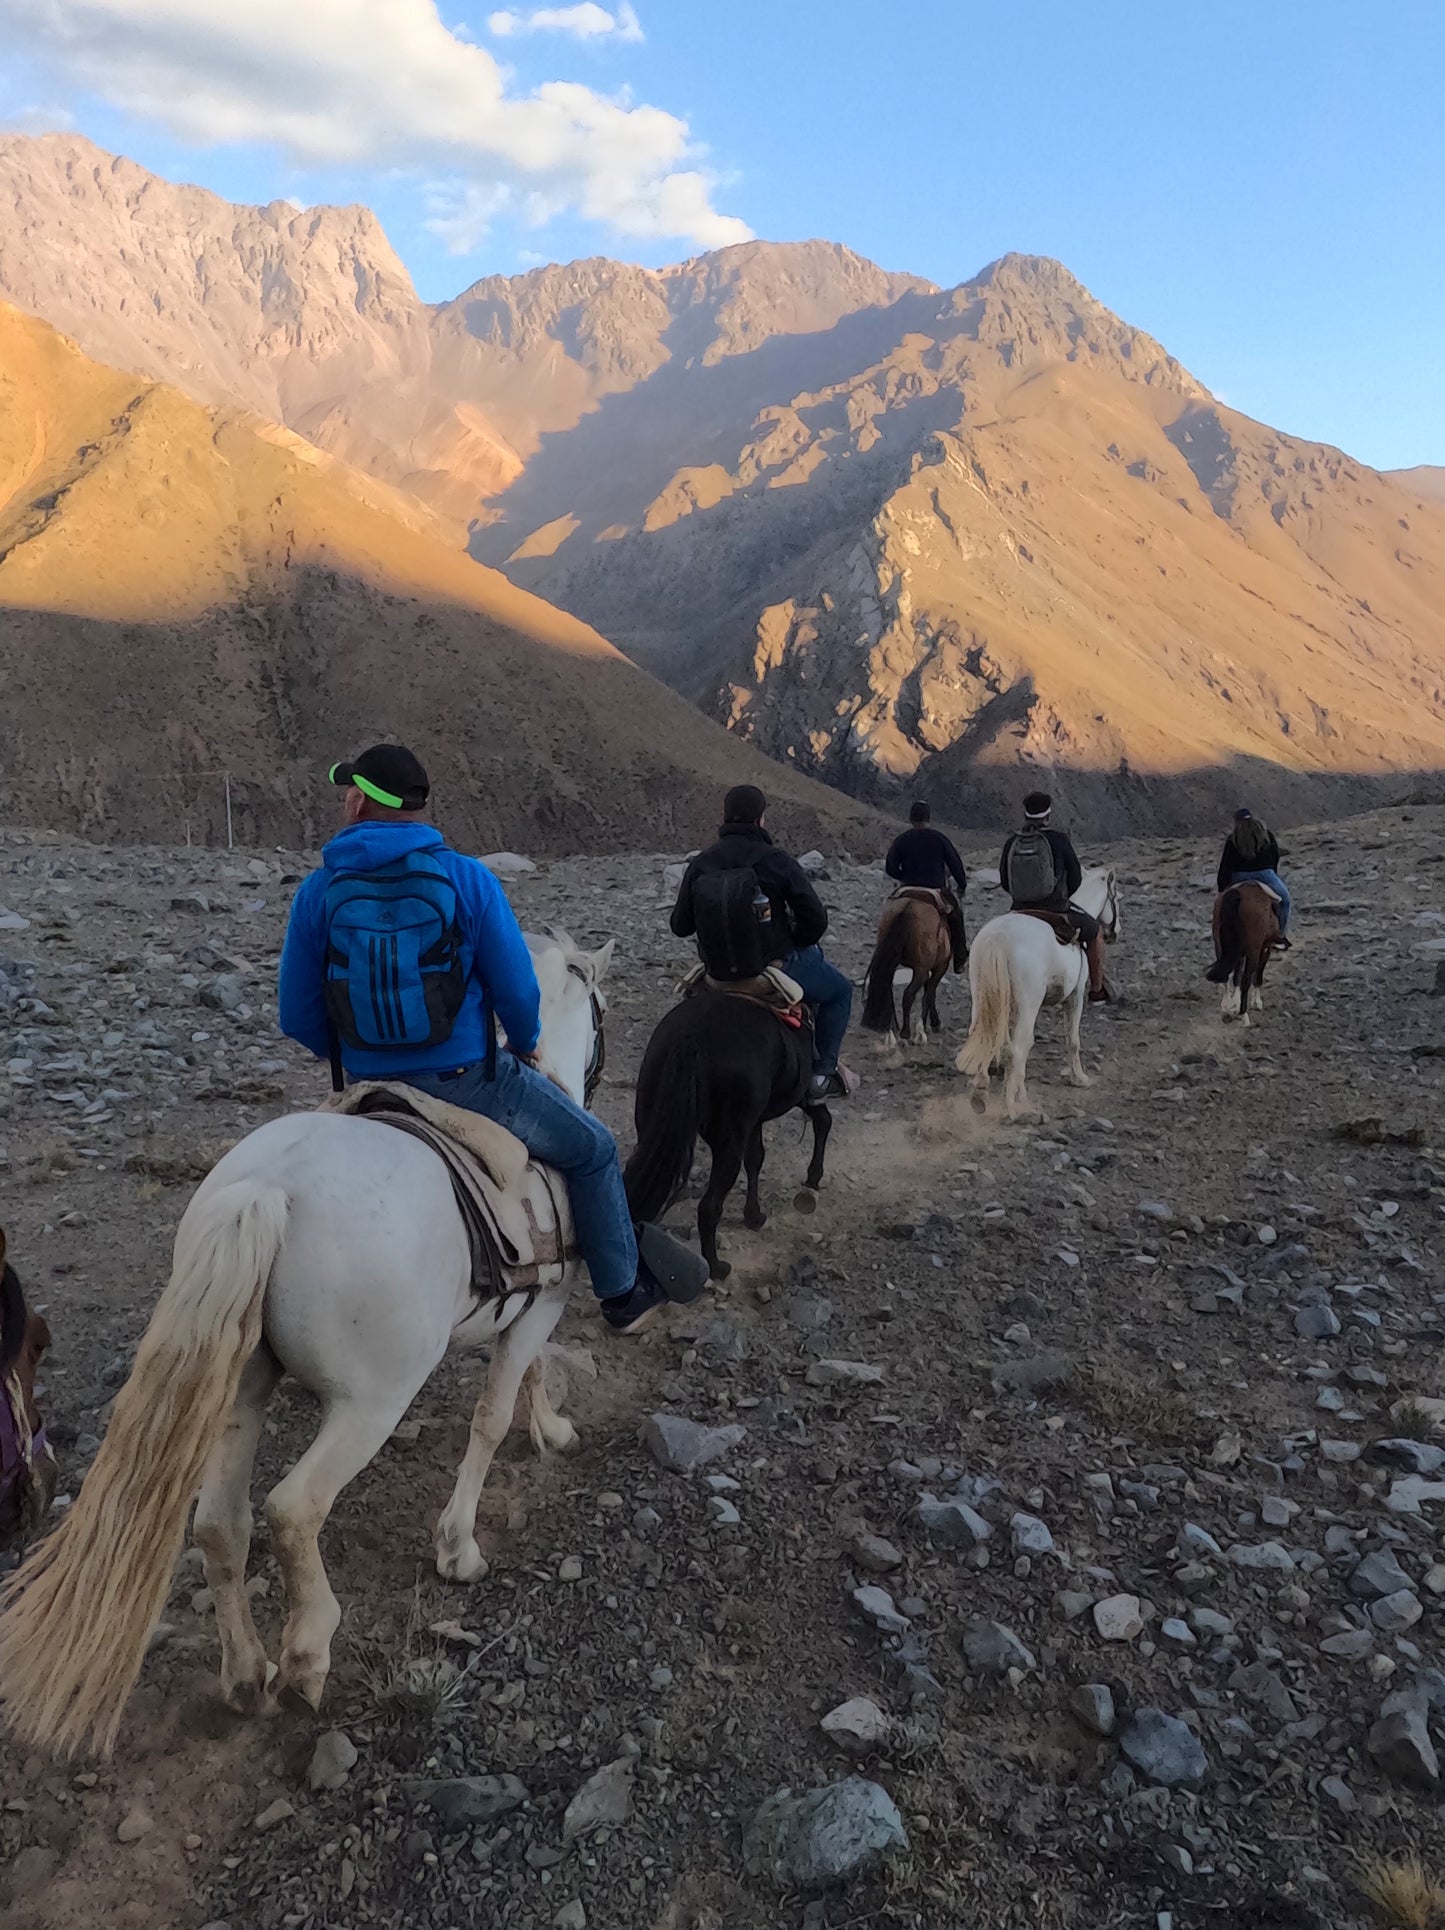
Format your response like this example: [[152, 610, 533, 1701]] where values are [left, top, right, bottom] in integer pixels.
[[279, 745, 705, 1332]]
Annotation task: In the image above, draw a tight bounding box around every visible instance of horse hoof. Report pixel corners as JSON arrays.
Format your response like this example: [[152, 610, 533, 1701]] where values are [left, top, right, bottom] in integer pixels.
[[793, 1189, 818, 1216], [708, 1259, 731, 1282], [221, 1670, 272, 1717], [276, 1664, 327, 1715], [435, 1531, 488, 1584], [970, 1091, 987, 1115], [743, 1208, 768, 1231]]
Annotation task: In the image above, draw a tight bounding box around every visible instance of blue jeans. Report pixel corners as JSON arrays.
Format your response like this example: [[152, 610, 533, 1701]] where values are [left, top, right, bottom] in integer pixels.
[[784, 945, 853, 1074], [402, 1055, 637, 1302], [1232, 870, 1291, 931]]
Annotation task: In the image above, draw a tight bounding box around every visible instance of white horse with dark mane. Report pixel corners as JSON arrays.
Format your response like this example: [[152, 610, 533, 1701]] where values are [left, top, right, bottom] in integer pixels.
[[0, 931, 613, 1758], [955, 870, 1120, 1120]]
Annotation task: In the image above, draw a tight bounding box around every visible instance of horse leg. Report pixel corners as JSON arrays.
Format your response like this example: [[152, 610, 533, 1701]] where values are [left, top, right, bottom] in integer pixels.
[[904, 972, 927, 1044], [698, 1128, 746, 1281], [525, 1354, 578, 1456], [264, 1386, 420, 1710], [803, 1104, 832, 1192], [1064, 974, 1092, 1088], [193, 1347, 281, 1714], [1003, 997, 1040, 1120], [742, 1124, 768, 1230], [436, 1281, 570, 1583]]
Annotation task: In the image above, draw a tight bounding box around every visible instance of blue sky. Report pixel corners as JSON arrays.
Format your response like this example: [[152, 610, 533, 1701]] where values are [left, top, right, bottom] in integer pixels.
[[2, 0, 1442, 469]]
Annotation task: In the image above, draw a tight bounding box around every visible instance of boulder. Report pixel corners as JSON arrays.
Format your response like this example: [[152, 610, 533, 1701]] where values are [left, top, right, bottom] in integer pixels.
[[744, 1779, 908, 1889]]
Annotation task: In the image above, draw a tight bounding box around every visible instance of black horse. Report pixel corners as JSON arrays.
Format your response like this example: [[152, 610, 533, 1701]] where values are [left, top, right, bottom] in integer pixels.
[[624, 993, 832, 1280]]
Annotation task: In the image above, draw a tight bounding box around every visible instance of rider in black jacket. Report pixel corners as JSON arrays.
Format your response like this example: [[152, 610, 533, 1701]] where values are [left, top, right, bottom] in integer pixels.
[[885, 802, 968, 971], [672, 785, 853, 1101]]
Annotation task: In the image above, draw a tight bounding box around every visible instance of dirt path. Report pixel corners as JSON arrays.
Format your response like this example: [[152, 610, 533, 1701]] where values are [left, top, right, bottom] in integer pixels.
[[2, 808, 1443, 1929]]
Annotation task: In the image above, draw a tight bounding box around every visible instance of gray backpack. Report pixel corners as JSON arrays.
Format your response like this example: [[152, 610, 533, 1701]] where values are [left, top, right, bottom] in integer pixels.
[[1007, 828, 1058, 904]]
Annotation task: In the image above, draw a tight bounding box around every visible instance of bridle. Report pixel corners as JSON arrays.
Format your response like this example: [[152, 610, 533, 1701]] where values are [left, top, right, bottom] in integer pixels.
[[565, 961, 607, 1107]]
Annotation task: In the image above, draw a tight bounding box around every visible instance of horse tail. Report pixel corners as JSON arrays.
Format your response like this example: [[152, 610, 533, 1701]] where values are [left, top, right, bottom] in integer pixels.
[[861, 909, 910, 1033], [0, 1179, 288, 1758], [956, 930, 1013, 1078], [0, 1226, 23, 1375], [624, 1021, 704, 1222], [1218, 887, 1245, 980]]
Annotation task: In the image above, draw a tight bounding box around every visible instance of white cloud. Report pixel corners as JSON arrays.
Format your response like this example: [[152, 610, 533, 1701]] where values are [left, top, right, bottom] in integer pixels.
[[489, 3, 643, 41], [0, 0, 744, 249]]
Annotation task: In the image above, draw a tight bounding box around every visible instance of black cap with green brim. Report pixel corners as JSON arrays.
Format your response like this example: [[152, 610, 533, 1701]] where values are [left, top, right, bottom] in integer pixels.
[[328, 744, 430, 810]]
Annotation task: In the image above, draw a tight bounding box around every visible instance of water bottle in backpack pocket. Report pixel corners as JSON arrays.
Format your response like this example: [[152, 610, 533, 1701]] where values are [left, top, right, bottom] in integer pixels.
[[323, 850, 465, 1051], [1006, 828, 1059, 906], [691, 865, 772, 980]]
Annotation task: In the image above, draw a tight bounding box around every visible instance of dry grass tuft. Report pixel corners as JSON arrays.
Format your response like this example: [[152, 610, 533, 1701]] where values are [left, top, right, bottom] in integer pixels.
[[1361, 1856, 1445, 1929]]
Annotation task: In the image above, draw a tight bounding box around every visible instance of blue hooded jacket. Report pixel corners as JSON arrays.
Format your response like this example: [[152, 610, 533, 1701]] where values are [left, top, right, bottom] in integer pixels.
[[277, 823, 541, 1077]]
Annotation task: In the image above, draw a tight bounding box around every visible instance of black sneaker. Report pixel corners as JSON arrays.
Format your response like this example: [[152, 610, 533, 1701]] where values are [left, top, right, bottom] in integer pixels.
[[600, 1279, 668, 1335]]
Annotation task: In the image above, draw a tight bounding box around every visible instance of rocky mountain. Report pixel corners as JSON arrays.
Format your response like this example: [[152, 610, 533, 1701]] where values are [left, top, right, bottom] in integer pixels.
[[0, 300, 878, 852], [3, 132, 1444, 833], [480, 254, 1445, 831], [0, 134, 924, 528]]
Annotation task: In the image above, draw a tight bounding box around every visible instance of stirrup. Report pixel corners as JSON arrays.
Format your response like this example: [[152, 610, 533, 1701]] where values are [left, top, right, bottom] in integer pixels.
[[635, 1222, 709, 1303]]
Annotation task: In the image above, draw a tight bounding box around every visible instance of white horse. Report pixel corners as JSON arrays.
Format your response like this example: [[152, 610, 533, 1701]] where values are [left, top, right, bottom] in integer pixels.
[[0, 931, 614, 1758], [955, 869, 1120, 1120]]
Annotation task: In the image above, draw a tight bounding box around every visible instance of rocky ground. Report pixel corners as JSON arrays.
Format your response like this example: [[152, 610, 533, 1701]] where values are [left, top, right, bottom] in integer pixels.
[[1, 806, 1444, 1930]]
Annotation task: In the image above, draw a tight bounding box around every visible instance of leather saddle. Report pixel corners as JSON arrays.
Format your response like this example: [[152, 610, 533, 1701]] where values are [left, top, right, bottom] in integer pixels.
[[890, 886, 950, 911], [1013, 906, 1082, 947], [679, 960, 807, 1023], [323, 1083, 575, 1301]]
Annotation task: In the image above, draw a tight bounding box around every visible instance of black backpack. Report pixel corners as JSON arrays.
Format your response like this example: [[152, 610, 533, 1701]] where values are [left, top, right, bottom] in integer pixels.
[[692, 866, 773, 980]]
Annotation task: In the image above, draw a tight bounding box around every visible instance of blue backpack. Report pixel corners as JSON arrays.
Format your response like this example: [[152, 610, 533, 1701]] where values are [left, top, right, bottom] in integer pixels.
[[322, 849, 466, 1052]]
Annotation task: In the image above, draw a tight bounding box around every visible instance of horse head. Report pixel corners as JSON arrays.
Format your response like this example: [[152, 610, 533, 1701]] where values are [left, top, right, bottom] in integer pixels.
[[526, 929, 614, 1108]]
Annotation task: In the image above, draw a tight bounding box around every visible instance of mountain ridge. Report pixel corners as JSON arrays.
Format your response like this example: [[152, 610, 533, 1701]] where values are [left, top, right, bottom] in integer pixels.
[[2, 131, 1442, 834], [0, 296, 882, 851]]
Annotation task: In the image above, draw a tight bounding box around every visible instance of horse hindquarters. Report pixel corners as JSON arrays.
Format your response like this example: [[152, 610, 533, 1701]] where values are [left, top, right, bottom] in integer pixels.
[[0, 1178, 288, 1757]]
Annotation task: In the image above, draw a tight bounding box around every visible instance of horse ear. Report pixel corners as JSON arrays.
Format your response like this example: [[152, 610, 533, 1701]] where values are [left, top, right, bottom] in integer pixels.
[[589, 938, 616, 984]]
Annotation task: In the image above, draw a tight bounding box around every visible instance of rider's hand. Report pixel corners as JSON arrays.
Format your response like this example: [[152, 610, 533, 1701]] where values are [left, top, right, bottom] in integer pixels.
[[512, 1044, 542, 1068]]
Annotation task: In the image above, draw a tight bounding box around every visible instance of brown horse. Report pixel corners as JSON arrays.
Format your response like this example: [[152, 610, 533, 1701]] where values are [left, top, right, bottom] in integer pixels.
[[862, 891, 953, 1045], [1, 1226, 57, 1553], [1209, 882, 1280, 1022]]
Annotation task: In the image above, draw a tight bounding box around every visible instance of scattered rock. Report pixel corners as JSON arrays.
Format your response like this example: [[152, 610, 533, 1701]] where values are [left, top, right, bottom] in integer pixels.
[[1010, 1511, 1054, 1557], [1370, 1589, 1423, 1634], [805, 1359, 884, 1388], [116, 1804, 154, 1843], [427, 1776, 528, 1831], [1119, 1709, 1208, 1789], [1227, 1540, 1296, 1573], [851, 1532, 903, 1573], [820, 1697, 892, 1754], [852, 1585, 910, 1637], [744, 1779, 908, 1889], [553, 1903, 587, 1930], [1094, 1593, 1144, 1642], [307, 1730, 358, 1792], [962, 1619, 1036, 1675], [917, 1493, 992, 1548], [1350, 1549, 1414, 1601], [642, 1413, 746, 1473], [563, 1756, 635, 1841], [1367, 1695, 1440, 1787], [1068, 1683, 1116, 1736], [253, 1799, 295, 1833], [480, 852, 537, 876]]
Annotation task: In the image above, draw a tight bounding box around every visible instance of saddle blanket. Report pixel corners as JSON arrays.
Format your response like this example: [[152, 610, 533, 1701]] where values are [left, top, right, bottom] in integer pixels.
[[679, 960, 805, 1010], [323, 1082, 575, 1297], [1013, 906, 1082, 946], [1229, 880, 1283, 906], [889, 886, 950, 911]]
